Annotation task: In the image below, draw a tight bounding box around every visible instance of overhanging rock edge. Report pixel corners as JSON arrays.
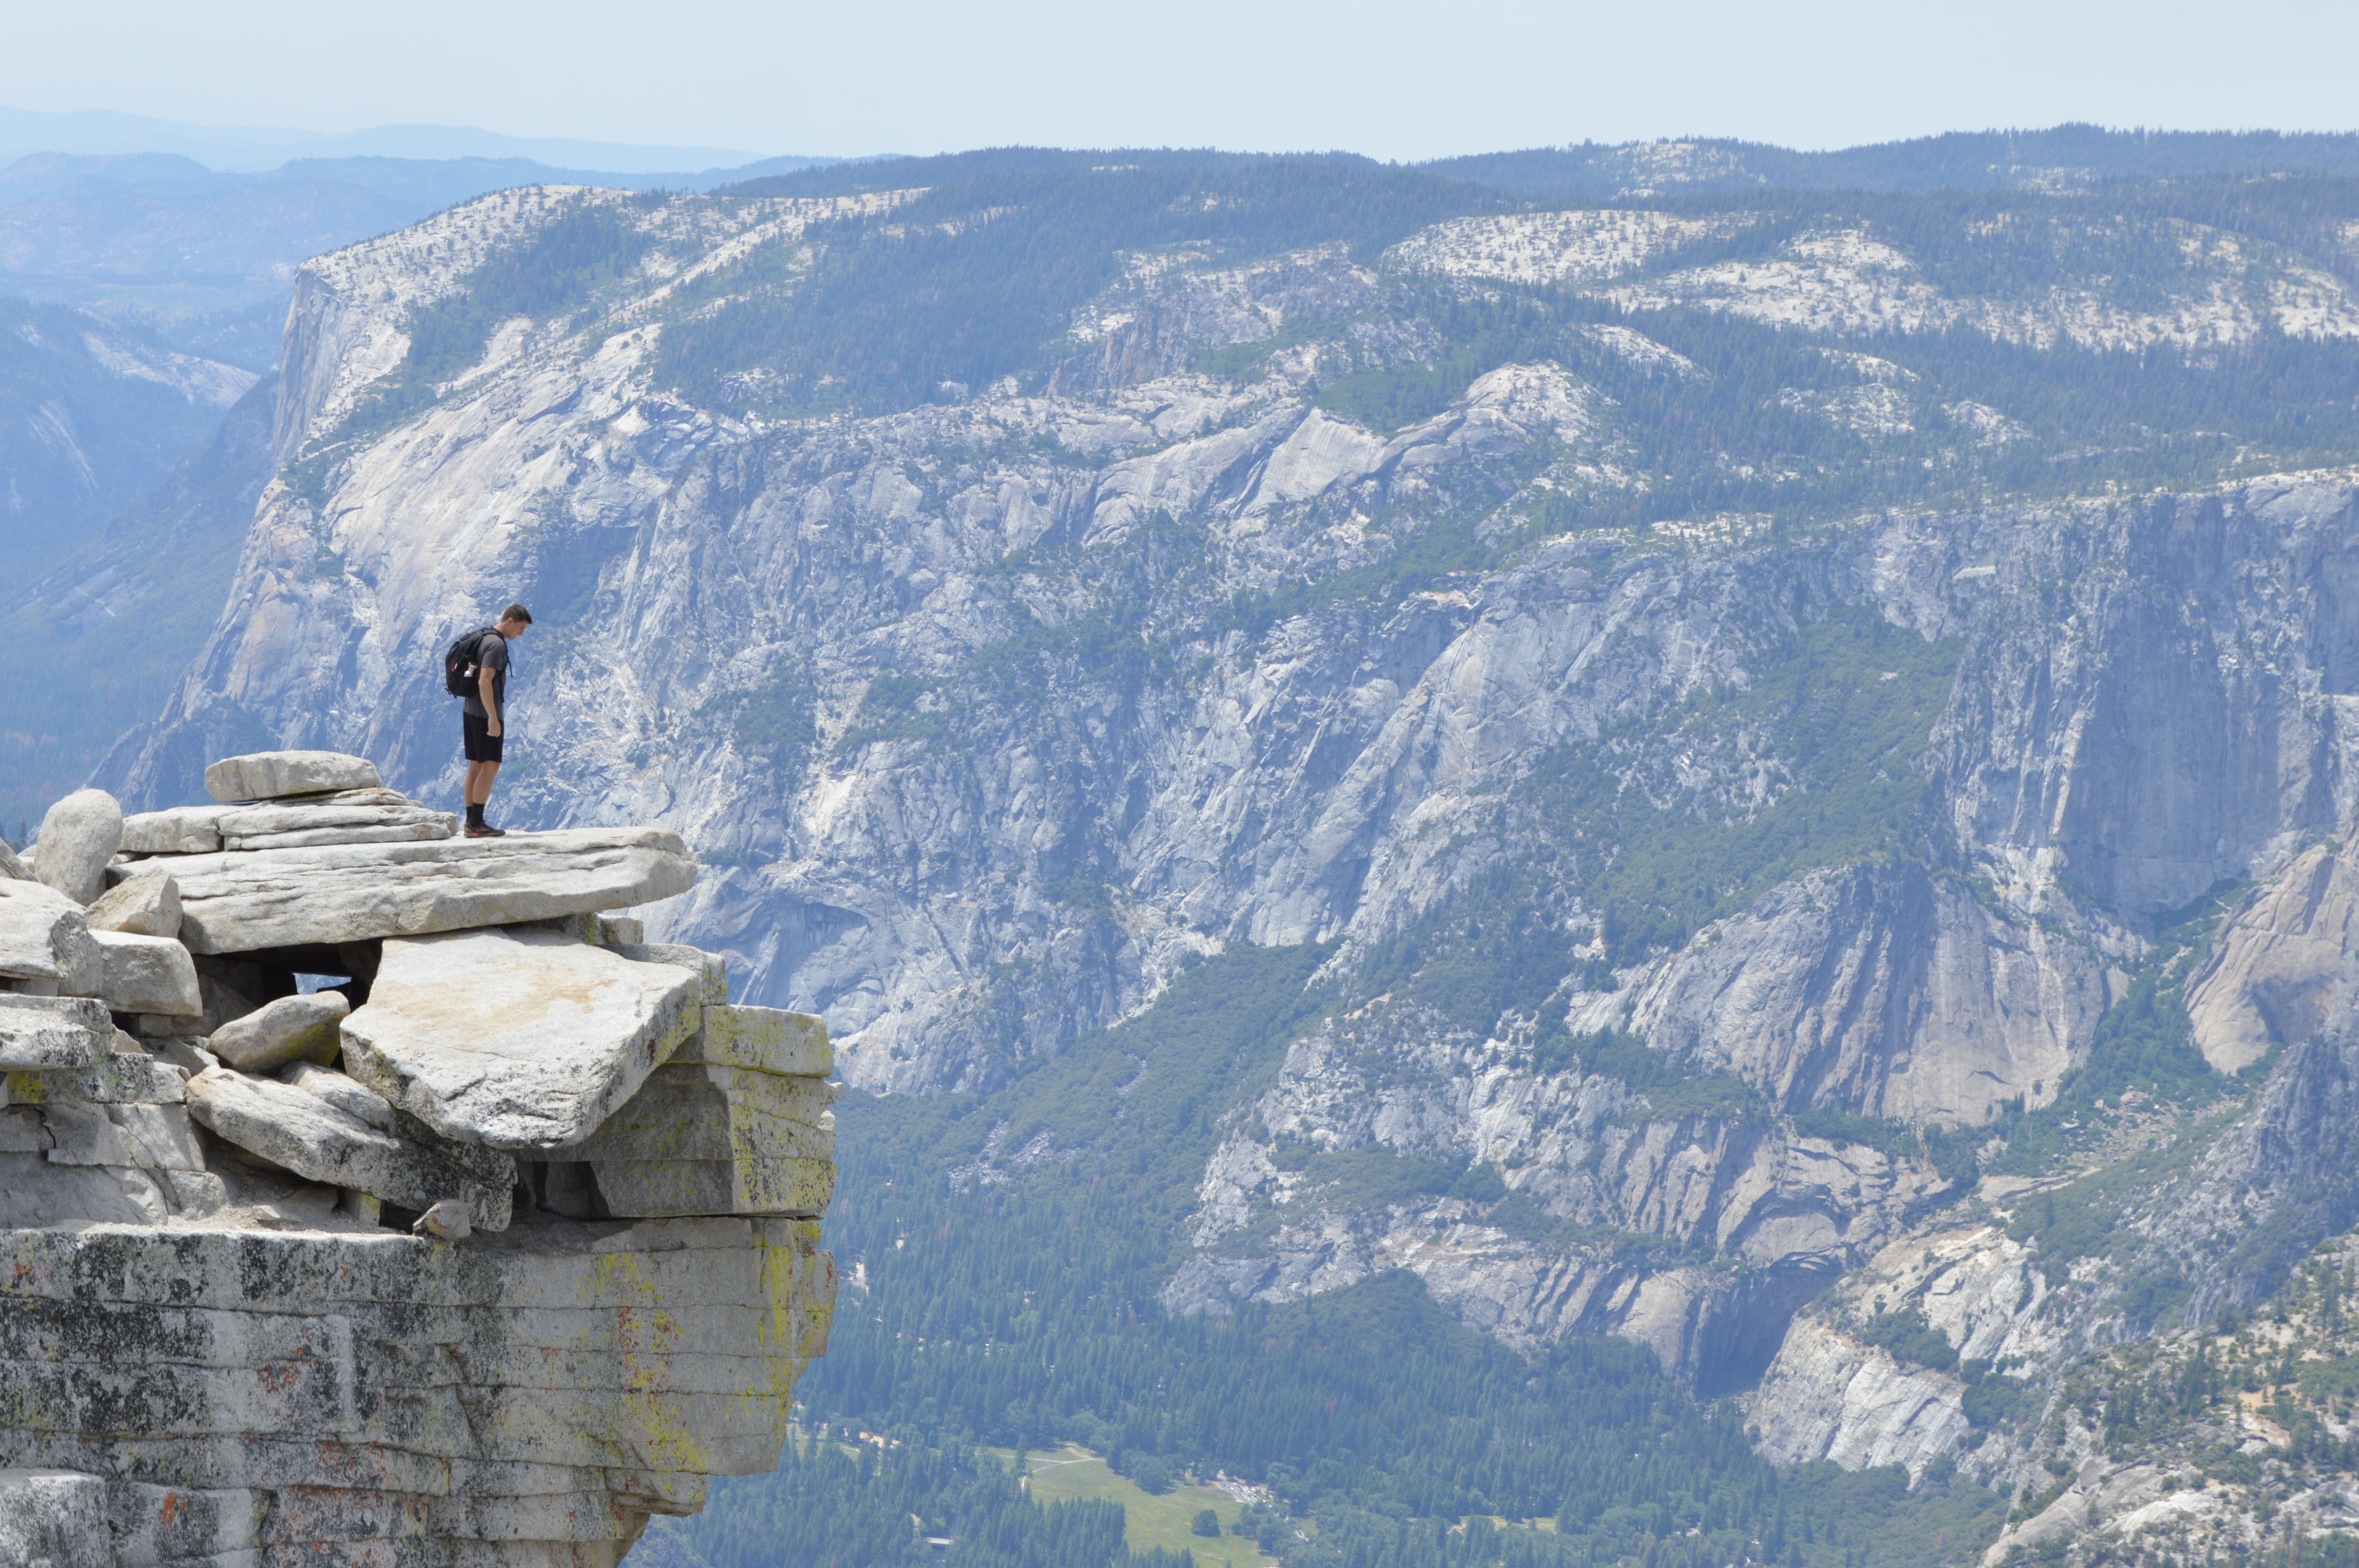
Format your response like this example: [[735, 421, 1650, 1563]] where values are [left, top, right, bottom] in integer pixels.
[[0, 753, 837, 1565]]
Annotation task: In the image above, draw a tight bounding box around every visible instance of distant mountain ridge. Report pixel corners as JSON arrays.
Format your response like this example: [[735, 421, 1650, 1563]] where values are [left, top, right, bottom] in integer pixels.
[[0, 148, 843, 209], [0, 147, 866, 366], [13, 122, 2359, 369], [717, 126, 2359, 205], [0, 104, 785, 173], [1426, 124, 2359, 197]]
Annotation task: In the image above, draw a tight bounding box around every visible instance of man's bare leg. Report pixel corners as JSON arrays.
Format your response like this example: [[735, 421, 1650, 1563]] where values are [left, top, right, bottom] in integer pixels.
[[465, 760, 501, 807]]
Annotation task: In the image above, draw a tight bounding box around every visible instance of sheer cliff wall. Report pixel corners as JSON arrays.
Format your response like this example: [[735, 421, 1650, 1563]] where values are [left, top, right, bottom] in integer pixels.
[[73, 187, 2359, 1524]]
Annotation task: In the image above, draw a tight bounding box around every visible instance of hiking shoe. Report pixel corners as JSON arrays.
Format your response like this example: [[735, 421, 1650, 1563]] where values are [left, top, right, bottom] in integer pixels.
[[464, 823, 508, 838]]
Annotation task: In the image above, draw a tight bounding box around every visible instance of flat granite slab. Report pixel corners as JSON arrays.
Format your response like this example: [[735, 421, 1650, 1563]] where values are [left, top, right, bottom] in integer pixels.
[[0, 1468, 107, 1568], [88, 932, 199, 1018], [340, 928, 705, 1151], [119, 806, 229, 855], [563, 1063, 836, 1165], [164, 828, 698, 955], [4, 1054, 187, 1107], [589, 1153, 835, 1219], [673, 1005, 832, 1077], [0, 996, 113, 1071], [204, 750, 380, 803], [0, 879, 99, 987], [185, 1066, 514, 1232]]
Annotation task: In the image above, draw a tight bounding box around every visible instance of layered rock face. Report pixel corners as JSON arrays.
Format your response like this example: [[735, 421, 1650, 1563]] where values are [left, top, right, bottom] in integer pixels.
[[0, 752, 836, 1565], [1731, 831, 2359, 1558], [1161, 984, 1960, 1396], [74, 185, 2359, 1545], [109, 189, 2358, 1105]]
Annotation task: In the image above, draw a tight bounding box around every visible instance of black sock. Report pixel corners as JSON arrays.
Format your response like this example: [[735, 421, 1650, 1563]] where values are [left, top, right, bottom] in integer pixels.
[[466, 803, 484, 828]]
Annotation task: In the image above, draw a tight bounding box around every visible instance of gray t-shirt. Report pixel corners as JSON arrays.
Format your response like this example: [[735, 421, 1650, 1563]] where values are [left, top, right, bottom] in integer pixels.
[[462, 631, 510, 720]]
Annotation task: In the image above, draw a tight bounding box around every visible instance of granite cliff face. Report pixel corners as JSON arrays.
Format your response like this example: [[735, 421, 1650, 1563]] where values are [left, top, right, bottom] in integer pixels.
[[109, 184, 2359, 1097], [78, 174, 2359, 1556], [1, 751, 836, 1564], [1728, 826, 2359, 1561]]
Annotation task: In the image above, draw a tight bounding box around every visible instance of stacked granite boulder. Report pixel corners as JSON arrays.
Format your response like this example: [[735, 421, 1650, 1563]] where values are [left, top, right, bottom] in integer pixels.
[[0, 751, 838, 1567]]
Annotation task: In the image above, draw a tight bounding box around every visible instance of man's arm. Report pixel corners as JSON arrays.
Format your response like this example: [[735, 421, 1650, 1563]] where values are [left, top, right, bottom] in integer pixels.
[[478, 664, 502, 735]]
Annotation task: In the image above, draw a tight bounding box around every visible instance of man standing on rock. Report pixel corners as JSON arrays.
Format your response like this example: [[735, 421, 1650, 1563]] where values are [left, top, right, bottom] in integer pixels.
[[462, 604, 532, 838]]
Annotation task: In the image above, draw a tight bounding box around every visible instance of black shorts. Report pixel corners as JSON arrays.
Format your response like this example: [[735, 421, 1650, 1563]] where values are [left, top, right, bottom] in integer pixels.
[[463, 710, 505, 763]]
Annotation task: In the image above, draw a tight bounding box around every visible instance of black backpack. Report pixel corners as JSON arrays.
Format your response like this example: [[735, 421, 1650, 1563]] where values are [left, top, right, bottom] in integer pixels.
[[442, 626, 500, 697]]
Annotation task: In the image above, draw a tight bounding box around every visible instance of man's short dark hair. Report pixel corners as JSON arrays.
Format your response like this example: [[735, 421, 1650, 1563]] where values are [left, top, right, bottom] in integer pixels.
[[501, 603, 533, 625]]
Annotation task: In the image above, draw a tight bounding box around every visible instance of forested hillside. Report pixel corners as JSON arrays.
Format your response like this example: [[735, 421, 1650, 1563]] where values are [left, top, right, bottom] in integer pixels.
[[671, 946, 2004, 1568]]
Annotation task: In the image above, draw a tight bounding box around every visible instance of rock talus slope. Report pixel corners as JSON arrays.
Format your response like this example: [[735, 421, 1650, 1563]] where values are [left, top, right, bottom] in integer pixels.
[[0, 752, 837, 1565]]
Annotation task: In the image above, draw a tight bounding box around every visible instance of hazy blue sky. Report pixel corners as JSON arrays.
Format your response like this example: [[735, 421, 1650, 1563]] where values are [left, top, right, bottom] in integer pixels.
[[10, 0, 2356, 163]]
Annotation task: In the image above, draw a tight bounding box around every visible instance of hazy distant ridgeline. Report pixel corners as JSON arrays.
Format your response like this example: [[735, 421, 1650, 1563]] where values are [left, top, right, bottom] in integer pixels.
[[9, 121, 2359, 356], [0, 145, 849, 360], [1424, 124, 2359, 196], [0, 102, 821, 174], [727, 126, 2359, 202]]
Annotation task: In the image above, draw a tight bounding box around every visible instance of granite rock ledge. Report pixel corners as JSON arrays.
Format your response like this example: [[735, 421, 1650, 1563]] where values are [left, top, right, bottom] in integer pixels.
[[0, 751, 838, 1566]]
